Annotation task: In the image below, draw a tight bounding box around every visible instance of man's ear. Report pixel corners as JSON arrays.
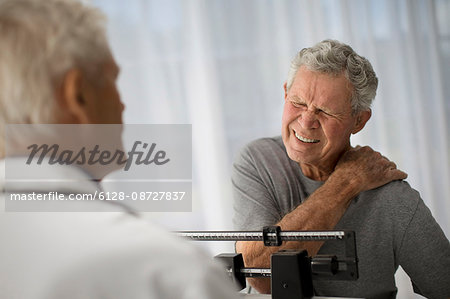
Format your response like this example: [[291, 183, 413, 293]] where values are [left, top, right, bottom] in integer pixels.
[[59, 68, 90, 124], [352, 109, 371, 134], [283, 82, 288, 100]]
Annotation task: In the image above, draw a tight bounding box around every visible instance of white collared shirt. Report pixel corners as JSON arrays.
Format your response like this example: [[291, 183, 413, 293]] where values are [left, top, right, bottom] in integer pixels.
[[0, 158, 239, 299]]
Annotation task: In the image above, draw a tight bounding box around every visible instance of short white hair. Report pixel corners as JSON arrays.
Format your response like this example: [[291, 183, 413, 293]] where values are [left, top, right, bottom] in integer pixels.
[[286, 39, 378, 113], [0, 0, 110, 156]]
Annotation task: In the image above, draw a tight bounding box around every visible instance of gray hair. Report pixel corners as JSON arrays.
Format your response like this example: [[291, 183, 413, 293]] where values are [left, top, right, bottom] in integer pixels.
[[286, 39, 378, 113], [0, 0, 110, 156]]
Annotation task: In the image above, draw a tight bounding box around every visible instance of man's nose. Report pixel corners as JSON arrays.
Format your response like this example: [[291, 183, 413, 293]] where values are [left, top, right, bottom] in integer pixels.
[[297, 110, 319, 129]]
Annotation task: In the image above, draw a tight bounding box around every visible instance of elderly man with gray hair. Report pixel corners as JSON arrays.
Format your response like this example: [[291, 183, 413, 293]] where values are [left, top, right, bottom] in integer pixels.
[[0, 0, 239, 298], [233, 40, 450, 298]]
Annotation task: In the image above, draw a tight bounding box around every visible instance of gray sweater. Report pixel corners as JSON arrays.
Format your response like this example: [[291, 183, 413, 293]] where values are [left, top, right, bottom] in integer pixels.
[[232, 136, 450, 299]]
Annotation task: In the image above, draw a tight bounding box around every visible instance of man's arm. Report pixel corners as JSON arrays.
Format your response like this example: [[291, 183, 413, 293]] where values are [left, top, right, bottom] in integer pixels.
[[396, 198, 450, 298], [235, 146, 407, 294]]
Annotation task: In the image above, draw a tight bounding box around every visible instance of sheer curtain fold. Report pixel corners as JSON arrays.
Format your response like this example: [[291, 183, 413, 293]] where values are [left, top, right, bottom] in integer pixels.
[[183, 0, 232, 234]]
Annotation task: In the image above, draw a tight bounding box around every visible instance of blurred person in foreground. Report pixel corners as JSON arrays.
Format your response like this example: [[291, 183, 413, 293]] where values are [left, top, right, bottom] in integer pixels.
[[0, 0, 238, 298], [232, 40, 450, 298]]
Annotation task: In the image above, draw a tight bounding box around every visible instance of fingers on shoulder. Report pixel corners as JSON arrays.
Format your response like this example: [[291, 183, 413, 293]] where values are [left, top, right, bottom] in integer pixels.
[[390, 168, 408, 180]]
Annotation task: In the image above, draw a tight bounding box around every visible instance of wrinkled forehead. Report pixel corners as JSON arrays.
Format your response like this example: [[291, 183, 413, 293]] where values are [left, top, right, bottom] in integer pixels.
[[290, 66, 353, 107]]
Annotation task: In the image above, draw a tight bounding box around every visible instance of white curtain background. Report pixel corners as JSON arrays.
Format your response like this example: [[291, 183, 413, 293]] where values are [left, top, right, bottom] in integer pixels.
[[96, 0, 450, 297]]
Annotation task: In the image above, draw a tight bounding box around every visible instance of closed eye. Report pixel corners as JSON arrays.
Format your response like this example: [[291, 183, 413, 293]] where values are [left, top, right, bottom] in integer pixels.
[[290, 101, 306, 108], [318, 109, 329, 115]]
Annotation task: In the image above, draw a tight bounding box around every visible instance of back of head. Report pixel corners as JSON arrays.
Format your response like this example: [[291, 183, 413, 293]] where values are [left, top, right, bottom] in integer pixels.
[[286, 39, 378, 114], [0, 0, 110, 157]]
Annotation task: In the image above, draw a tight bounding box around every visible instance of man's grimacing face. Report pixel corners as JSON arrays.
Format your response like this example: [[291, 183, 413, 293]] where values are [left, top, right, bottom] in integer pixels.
[[282, 66, 365, 171]]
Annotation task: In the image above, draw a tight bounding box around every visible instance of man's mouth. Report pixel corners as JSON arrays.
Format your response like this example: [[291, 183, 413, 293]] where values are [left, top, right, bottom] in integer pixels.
[[294, 131, 320, 143]]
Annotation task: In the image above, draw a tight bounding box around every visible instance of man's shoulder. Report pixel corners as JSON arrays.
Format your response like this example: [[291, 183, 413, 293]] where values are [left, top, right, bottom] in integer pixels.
[[235, 136, 286, 163], [74, 212, 206, 262], [361, 179, 421, 213], [244, 136, 284, 151], [233, 136, 298, 175], [57, 216, 233, 299]]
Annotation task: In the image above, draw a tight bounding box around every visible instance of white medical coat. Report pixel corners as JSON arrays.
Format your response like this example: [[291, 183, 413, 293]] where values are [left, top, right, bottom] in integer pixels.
[[0, 158, 238, 299]]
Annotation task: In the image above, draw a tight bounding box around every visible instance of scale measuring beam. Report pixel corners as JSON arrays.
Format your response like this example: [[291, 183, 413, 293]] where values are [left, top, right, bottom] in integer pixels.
[[177, 230, 346, 243]]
